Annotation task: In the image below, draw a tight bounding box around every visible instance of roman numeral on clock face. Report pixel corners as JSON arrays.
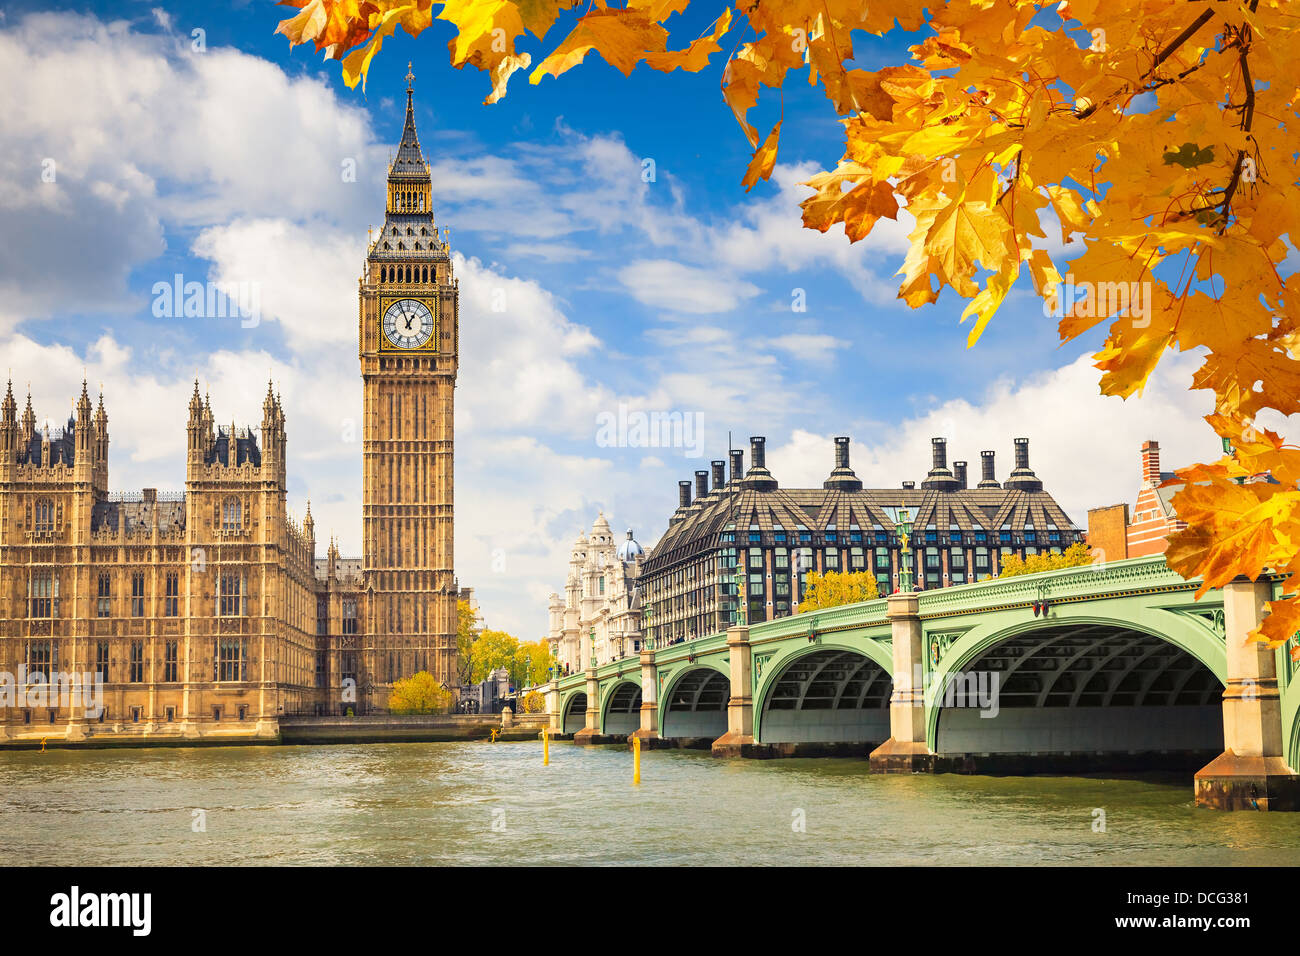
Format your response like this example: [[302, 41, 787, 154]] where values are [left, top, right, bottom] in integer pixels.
[[382, 298, 435, 349]]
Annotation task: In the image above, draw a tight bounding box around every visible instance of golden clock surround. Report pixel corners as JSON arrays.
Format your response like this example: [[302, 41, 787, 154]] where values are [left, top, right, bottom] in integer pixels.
[[378, 294, 440, 352]]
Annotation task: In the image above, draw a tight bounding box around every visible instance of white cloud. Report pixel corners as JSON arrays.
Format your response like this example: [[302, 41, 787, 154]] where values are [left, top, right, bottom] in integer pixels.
[[192, 219, 363, 348], [0, 14, 385, 327], [617, 259, 761, 315], [769, 333, 852, 363], [766, 351, 1220, 527]]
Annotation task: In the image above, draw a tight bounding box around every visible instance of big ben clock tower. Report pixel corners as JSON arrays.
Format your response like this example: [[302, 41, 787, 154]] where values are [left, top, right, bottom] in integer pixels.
[[359, 66, 459, 704]]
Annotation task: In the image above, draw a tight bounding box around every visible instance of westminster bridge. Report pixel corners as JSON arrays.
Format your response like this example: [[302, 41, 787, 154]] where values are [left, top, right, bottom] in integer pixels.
[[544, 556, 1300, 810]]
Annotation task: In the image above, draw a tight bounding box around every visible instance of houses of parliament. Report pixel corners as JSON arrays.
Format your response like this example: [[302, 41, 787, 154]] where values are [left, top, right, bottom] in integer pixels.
[[0, 77, 459, 742]]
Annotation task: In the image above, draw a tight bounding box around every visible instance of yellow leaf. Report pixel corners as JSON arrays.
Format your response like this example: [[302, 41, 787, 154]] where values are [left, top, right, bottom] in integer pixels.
[[742, 120, 780, 192]]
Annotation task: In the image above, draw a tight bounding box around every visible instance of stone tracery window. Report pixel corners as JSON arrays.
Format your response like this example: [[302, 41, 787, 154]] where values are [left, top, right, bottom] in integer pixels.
[[221, 496, 241, 531]]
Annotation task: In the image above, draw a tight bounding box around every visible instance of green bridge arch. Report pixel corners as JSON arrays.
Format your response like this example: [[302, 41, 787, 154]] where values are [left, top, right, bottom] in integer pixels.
[[751, 637, 893, 745], [925, 601, 1228, 754], [549, 557, 1300, 777]]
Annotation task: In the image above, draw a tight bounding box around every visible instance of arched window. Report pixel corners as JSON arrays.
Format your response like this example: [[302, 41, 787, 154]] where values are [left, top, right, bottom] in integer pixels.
[[221, 496, 241, 531], [33, 499, 54, 532]]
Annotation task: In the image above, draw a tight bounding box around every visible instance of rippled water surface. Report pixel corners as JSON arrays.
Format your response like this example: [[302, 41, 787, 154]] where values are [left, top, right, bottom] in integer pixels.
[[3, 742, 1299, 865]]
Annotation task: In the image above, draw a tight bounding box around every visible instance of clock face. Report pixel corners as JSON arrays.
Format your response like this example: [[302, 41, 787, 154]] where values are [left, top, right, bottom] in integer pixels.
[[382, 298, 435, 349]]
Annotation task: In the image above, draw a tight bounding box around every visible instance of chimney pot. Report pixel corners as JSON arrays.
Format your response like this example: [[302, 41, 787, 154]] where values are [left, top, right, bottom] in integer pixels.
[[1014, 437, 1030, 471], [695, 470, 708, 499], [931, 437, 948, 472], [1140, 439, 1161, 486], [749, 436, 766, 470], [729, 448, 743, 483], [678, 480, 692, 509], [834, 436, 850, 469], [954, 461, 968, 490], [711, 459, 726, 490], [902, 480, 915, 490]]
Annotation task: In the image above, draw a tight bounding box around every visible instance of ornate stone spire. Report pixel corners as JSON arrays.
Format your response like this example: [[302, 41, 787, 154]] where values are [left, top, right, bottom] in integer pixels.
[[77, 377, 92, 422], [21, 386, 35, 435]]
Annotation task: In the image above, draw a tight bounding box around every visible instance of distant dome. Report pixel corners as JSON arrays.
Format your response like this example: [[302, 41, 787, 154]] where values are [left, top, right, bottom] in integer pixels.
[[616, 529, 644, 563]]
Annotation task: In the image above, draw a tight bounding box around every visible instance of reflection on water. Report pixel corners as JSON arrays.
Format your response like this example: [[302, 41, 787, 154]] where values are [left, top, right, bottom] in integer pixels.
[[2, 742, 1298, 866]]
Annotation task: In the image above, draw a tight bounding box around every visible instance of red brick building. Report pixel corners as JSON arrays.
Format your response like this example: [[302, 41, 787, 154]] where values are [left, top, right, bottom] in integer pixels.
[[1087, 440, 1187, 561]]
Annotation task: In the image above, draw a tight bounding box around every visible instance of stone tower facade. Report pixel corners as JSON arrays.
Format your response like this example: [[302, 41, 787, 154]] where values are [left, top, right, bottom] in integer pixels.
[[358, 68, 460, 704], [0, 379, 319, 741]]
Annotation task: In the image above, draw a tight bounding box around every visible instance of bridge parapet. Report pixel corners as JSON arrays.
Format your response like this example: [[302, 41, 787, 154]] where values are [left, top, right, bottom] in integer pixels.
[[914, 555, 1197, 618]]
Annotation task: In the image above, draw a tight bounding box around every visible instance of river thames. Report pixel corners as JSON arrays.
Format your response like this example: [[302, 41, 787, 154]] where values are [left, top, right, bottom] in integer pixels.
[[4, 741, 1300, 866]]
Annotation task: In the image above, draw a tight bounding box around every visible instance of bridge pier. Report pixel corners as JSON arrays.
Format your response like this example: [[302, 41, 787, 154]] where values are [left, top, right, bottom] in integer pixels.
[[544, 679, 560, 732], [573, 667, 602, 744], [869, 591, 936, 772], [711, 625, 755, 757], [1194, 578, 1300, 811], [630, 646, 659, 744]]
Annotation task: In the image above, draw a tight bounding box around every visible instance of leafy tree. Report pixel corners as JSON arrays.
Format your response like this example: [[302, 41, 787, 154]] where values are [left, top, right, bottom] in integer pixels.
[[470, 629, 519, 684], [276, 1, 1300, 653], [797, 570, 879, 613], [455, 599, 480, 686], [388, 671, 452, 714], [997, 542, 1094, 578], [521, 690, 546, 714], [512, 640, 553, 689]]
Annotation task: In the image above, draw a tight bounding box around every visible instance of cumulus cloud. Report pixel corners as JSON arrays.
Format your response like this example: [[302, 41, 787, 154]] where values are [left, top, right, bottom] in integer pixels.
[[765, 351, 1219, 527], [0, 14, 385, 327], [617, 259, 761, 315], [769, 332, 852, 363]]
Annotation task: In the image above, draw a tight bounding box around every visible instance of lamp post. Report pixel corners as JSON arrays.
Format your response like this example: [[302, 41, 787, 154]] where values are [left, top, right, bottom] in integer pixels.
[[733, 554, 747, 627], [896, 507, 916, 593], [643, 604, 655, 651], [588, 627, 597, 670], [793, 548, 806, 613]]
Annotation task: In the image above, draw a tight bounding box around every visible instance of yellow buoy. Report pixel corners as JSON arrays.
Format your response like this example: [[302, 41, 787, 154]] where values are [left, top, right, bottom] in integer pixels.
[[633, 734, 641, 785], [543, 727, 550, 766], [490, 728, 499, 743]]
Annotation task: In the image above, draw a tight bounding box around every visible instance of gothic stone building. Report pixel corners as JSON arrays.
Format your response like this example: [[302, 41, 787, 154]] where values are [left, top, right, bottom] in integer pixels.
[[0, 77, 459, 742], [642, 436, 1084, 647]]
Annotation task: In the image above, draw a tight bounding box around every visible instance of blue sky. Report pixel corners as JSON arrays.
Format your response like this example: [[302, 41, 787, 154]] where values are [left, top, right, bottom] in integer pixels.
[[1, 2, 1223, 636]]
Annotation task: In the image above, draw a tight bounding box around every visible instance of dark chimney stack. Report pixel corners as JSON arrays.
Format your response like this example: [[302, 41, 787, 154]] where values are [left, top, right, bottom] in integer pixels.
[[954, 461, 968, 489], [711, 459, 726, 491], [923, 436, 960, 490], [678, 480, 692, 509], [824, 436, 863, 491], [694, 470, 709, 500], [742, 435, 778, 489], [931, 437, 948, 472], [835, 436, 850, 469], [1004, 437, 1043, 491], [902, 480, 915, 490], [978, 450, 1000, 488], [729, 448, 743, 483]]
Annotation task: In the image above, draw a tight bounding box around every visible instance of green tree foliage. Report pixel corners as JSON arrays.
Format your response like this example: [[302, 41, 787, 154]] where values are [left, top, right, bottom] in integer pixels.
[[513, 640, 552, 689], [388, 671, 452, 714], [997, 542, 1094, 578], [797, 570, 880, 613], [455, 599, 480, 686], [471, 629, 520, 684]]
